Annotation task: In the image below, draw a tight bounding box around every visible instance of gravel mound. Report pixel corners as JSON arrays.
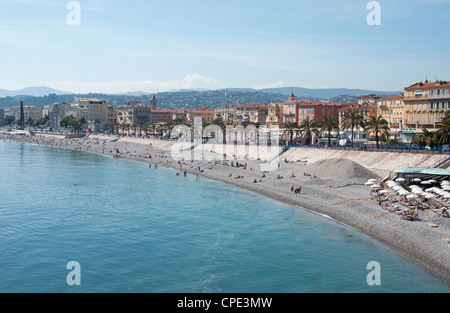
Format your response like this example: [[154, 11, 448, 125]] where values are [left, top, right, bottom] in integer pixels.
[[305, 158, 380, 180]]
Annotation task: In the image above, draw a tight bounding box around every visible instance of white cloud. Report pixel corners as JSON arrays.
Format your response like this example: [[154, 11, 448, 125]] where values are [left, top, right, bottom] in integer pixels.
[[253, 81, 285, 90], [46, 73, 219, 94]]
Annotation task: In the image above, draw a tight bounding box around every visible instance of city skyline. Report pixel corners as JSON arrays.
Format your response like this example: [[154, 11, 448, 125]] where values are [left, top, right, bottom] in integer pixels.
[[0, 0, 449, 94]]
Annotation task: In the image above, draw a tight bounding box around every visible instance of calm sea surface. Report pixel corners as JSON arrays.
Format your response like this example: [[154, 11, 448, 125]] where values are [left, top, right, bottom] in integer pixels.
[[0, 140, 449, 293]]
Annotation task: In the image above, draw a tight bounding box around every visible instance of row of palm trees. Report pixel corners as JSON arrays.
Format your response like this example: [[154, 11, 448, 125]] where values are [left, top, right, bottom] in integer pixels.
[[102, 119, 187, 139], [282, 110, 390, 148], [415, 111, 450, 148], [100, 110, 391, 147], [101, 110, 450, 149]]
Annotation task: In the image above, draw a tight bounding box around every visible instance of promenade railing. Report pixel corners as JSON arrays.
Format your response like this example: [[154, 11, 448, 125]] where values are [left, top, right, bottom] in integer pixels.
[[284, 143, 450, 155]]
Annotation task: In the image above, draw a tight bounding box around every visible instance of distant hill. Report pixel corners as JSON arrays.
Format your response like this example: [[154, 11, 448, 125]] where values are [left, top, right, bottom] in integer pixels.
[[0, 86, 69, 97], [0, 85, 400, 110], [246, 86, 400, 99]]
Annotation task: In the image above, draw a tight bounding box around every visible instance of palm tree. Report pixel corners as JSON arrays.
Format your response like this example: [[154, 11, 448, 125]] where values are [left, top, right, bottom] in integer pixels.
[[282, 122, 300, 145], [299, 119, 319, 145], [422, 128, 439, 148], [320, 116, 339, 146], [340, 110, 365, 147], [436, 111, 450, 146], [150, 124, 157, 137], [364, 115, 390, 148], [156, 124, 166, 139]]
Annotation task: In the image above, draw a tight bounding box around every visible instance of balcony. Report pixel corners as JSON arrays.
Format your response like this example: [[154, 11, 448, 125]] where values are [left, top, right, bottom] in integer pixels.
[[428, 94, 450, 99], [404, 95, 428, 100]]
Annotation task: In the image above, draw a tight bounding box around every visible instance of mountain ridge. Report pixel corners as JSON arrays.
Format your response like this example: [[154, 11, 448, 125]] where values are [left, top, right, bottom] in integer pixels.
[[0, 85, 401, 98]]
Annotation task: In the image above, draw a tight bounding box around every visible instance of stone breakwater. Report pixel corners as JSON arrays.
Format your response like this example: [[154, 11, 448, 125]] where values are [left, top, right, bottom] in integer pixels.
[[2, 132, 450, 281]]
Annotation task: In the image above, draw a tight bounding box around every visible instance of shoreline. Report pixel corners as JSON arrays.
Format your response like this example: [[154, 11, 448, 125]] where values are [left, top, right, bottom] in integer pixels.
[[2, 132, 450, 282]]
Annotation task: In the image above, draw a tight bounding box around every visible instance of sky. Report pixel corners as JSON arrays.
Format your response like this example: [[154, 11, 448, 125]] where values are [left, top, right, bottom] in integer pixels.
[[0, 0, 449, 94]]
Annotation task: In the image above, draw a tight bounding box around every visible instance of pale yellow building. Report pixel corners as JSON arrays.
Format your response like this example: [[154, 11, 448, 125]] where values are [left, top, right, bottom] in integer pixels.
[[403, 80, 450, 131], [377, 93, 404, 133]]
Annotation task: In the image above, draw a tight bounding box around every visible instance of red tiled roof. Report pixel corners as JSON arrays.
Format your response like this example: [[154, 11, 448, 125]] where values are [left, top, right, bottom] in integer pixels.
[[405, 80, 450, 90], [339, 104, 376, 111], [239, 103, 267, 108], [381, 93, 404, 100], [132, 103, 151, 108]]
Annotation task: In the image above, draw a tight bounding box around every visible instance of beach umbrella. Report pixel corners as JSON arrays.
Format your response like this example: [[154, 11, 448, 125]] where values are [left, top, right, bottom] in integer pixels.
[[407, 194, 419, 199], [371, 184, 381, 189], [413, 178, 422, 182], [421, 181, 431, 185], [428, 179, 437, 184], [396, 178, 406, 183], [425, 194, 437, 199], [379, 190, 390, 194]]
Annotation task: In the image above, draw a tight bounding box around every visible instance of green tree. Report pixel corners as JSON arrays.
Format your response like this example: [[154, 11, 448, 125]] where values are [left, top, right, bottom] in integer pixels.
[[35, 115, 49, 128], [4, 115, 15, 126], [299, 119, 319, 145], [340, 109, 365, 147], [364, 115, 390, 148], [436, 111, 450, 146], [60, 115, 75, 128], [282, 122, 300, 145], [320, 116, 339, 146], [422, 128, 440, 148]]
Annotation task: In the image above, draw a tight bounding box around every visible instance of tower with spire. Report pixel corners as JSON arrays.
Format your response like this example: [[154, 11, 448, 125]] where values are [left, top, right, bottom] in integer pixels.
[[288, 91, 296, 101], [151, 94, 157, 110]]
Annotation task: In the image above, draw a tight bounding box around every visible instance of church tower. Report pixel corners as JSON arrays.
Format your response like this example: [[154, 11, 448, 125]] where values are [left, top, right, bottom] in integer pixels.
[[288, 91, 296, 101], [151, 95, 157, 110]]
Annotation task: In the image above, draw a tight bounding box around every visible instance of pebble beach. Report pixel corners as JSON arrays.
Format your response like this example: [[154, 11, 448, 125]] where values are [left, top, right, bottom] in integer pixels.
[[2, 131, 450, 282]]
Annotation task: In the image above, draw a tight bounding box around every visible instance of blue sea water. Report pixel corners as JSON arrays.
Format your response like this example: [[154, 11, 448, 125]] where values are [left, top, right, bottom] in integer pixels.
[[0, 140, 449, 293]]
